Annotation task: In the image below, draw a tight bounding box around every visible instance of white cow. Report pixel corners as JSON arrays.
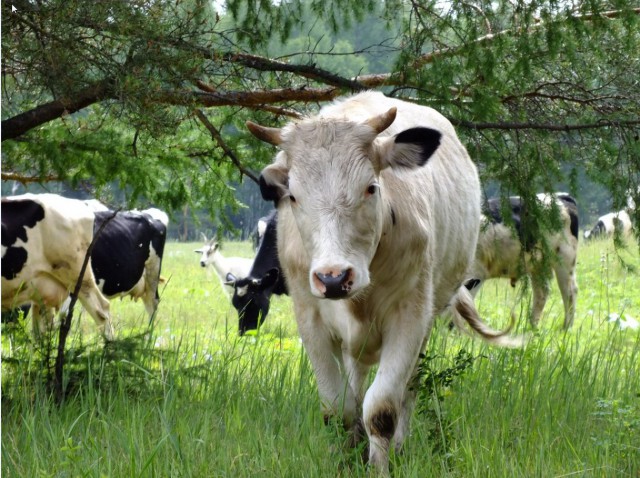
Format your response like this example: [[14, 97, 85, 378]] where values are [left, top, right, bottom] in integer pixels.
[[194, 236, 253, 296], [584, 210, 633, 241], [249, 91, 523, 474], [1, 193, 114, 339], [467, 193, 579, 329]]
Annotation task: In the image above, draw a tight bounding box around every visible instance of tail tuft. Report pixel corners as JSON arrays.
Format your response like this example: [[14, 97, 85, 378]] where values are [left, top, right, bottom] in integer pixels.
[[451, 286, 528, 348]]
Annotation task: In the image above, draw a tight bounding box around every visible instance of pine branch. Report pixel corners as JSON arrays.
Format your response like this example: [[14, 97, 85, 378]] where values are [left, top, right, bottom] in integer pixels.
[[1, 171, 61, 183], [1, 79, 114, 141], [194, 109, 259, 184]]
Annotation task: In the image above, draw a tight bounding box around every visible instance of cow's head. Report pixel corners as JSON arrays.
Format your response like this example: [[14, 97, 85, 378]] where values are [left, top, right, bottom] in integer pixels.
[[248, 107, 442, 299], [226, 268, 280, 334], [194, 235, 219, 268]]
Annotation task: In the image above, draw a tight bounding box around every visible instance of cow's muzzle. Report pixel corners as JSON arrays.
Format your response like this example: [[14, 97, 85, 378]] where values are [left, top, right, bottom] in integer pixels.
[[313, 268, 354, 299]]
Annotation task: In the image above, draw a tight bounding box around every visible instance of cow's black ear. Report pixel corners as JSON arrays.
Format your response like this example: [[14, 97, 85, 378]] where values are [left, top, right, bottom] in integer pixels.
[[260, 163, 290, 203], [394, 127, 442, 166], [259, 174, 281, 202], [261, 268, 280, 289]]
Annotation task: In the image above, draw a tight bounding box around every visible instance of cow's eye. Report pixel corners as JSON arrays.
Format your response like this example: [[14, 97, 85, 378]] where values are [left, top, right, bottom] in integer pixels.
[[289, 194, 297, 203], [366, 184, 378, 196]]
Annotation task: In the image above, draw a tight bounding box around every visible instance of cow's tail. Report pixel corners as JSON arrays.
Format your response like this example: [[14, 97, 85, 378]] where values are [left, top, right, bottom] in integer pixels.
[[450, 286, 528, 348]]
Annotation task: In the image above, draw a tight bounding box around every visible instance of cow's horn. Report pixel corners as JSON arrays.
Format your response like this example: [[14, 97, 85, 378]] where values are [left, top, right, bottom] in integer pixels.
[[246, 121, 283, 146], [366, 107, 397, 134]]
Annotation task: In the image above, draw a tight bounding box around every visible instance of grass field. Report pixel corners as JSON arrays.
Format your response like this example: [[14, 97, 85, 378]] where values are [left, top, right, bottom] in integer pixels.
[[2, 238, 639, 477]]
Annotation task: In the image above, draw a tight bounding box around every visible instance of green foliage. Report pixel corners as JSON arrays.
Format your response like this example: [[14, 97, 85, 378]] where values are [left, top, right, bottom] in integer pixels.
[[414, 349, 477, 458]]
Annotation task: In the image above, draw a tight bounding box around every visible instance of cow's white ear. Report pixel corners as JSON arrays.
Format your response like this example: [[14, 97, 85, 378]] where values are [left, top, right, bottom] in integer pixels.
[[194, 249, 203, 254], [225, 272, 237, 286], [260, 163, 290, 203], [375, 127, 442, 171]]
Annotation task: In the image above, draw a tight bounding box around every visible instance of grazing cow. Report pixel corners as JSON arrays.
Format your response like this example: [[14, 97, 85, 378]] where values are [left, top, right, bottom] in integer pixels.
[[466, 193, 579, 329], [583, 210, 632, 241], [248, 91, 522, 474], [90, 207, 169, 319], [1, 193, 114, 339], [194, 236, 253, 296], [226, 210, 288, 334]]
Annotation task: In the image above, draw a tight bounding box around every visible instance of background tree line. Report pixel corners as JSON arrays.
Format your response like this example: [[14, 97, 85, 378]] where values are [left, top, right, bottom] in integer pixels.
[[2, 0, 638, 241]]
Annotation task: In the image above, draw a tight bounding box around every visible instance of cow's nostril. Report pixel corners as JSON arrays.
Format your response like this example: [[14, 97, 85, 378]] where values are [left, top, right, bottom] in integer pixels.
[[314, 268, 353, 299]]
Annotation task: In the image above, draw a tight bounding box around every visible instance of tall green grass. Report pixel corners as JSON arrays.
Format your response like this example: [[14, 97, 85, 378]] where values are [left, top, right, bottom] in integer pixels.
[[2, 239, 639, 477]]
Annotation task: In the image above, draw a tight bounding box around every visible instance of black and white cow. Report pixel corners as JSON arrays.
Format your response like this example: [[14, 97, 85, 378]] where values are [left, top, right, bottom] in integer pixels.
[[225, 209, 288, 334], [1, 193, 114, 339], [91, 207, 169, 319], [465, 193, 579, 329], [583, 210, 632, 241], [248, 91, 523, 474]]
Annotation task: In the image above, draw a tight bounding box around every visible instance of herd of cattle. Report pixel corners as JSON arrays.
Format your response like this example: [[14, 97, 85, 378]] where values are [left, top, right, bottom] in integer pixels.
[[1, 92, 637, 474], [1, 190, 632, 339]]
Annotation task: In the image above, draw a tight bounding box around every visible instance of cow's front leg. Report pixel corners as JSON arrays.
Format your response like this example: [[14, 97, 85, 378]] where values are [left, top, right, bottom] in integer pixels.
[[295, 304, 358, 430], [363, 302, 431, 474], [393, 331, 432, 453], [77, 281, 114, 341], [342, 352, 370, 447]]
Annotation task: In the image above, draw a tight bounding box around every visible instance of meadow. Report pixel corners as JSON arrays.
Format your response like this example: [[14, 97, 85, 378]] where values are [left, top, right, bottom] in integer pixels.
[[2, 238, 639, 477]]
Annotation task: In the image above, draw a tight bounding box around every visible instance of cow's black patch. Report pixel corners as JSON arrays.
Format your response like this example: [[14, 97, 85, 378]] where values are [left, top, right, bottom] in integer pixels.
[[91, 210, 167, 298], [2, 247, 28, 280], [1, 199, 45, 280], [558, 195, 580, 239], [394, 127, 442, 166], [369, 407, 397, 441]]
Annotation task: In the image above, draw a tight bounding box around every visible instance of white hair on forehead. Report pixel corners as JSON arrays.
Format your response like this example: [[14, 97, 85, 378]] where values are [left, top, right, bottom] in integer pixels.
[[282, 116, 378, 149]]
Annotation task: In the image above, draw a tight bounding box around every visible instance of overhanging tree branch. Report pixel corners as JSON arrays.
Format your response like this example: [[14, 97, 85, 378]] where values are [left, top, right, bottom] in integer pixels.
[[159, 86, 343, 108], [1, 171, 61, 183], [1, 79, 114, 141], [1, 7, 637, 143]]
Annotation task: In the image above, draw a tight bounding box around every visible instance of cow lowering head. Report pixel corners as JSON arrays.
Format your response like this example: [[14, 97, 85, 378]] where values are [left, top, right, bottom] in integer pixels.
[[248, 107, 442, 299], [226, 268, 280, 334]]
